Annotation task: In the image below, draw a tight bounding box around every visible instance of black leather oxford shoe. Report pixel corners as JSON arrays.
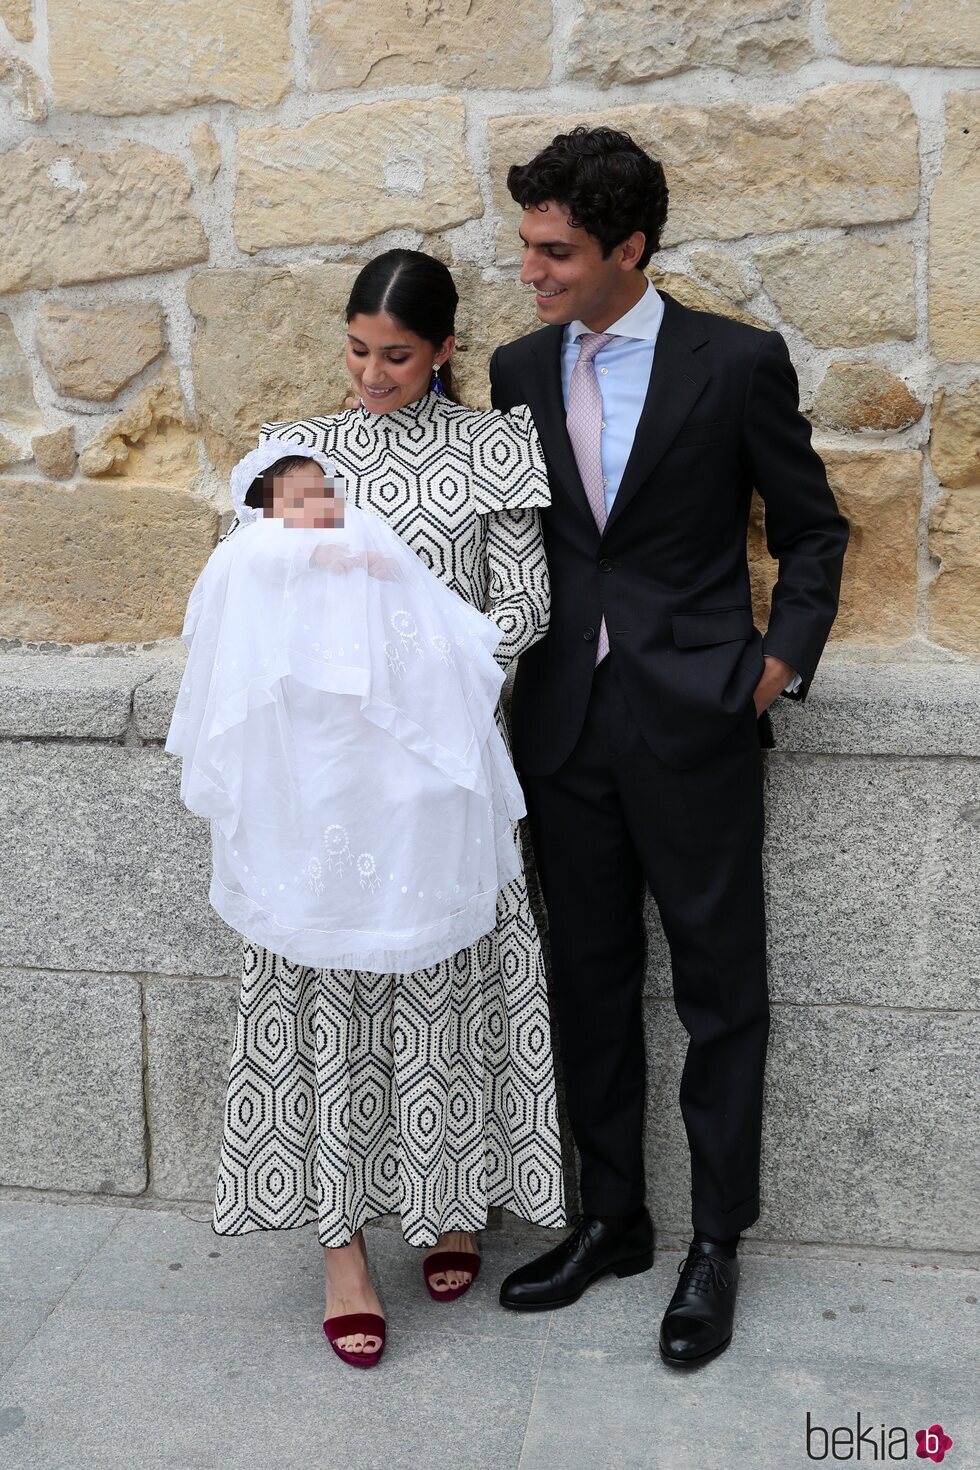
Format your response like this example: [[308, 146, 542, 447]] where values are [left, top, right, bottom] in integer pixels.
[[658, 1237, 740, 1366], [499, 1211, 654, 1312]]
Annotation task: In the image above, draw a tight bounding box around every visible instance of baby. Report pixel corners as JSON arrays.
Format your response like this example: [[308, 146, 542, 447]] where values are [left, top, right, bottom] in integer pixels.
[[166, 437, 526, 975]]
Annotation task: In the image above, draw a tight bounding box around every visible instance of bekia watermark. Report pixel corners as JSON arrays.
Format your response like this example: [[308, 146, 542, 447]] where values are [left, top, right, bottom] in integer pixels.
[[805, 1412, 954, 1462]]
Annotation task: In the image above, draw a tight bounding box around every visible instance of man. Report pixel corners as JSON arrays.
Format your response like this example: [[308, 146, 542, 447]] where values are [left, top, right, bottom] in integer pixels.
[[489, 126, 848, 1364]]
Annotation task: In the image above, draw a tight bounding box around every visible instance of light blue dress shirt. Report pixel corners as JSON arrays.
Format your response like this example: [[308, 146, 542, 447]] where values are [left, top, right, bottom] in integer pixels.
[[560, 280, 665, 520]]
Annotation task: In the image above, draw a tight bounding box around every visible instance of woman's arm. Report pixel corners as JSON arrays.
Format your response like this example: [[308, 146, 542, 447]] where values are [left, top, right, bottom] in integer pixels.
[[484, 507, 551, 670]]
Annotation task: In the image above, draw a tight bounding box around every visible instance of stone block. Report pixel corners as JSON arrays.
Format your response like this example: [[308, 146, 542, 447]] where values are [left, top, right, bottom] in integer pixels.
[[0, 47, 46, 121], [308, 0, 551, 89], [929, 92, 980, 362], [648, 270, 765, 326], [0, 140, 208, 295], [31, 426, 75, 479], [0, 477, 218, 643], [688, 248, 750, 303], [931, 380, 980, 491], [35, 300, 166, 403], [645, 998, 979, 1250], [0, 0, 32, 41], [754, 234, 916, 347], [234, 98, 483, 254], [48, 0, 292, 115], [189, 124, 221, 188], [0, 311, 40, 432], [0, 653, 142, 738], [813, 363, 924, 432], [0, 742, 238, 977], [133, 656, 186, 740], [827, 0, 980, 65], [769, 662, 980, 758], [77, 362, 198, 482], [145, 979, 239, 1201], [568, 0, 811, 85], [490, 84, 919, 255], [188, 264, 359, 476], [749, 451, 922, 644], [763, 755, 979, 1010], [928, 487, 980, 654], [0, 969, 146, 1194]]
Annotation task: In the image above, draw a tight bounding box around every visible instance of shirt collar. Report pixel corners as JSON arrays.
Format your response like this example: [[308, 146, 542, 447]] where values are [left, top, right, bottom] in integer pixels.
[[567, 281, 664, 344]]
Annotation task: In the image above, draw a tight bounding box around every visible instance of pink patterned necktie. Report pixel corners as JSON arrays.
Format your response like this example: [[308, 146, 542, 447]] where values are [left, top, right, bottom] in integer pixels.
[[566, 331, 616, 664]]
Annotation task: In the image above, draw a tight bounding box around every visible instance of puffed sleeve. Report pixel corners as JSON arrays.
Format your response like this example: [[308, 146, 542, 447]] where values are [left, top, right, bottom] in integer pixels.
[[467, 404, 551, 515]]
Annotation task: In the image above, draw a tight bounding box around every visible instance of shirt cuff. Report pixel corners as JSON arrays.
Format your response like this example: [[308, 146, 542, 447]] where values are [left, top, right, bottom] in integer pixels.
[[784, 673, 802, 694]]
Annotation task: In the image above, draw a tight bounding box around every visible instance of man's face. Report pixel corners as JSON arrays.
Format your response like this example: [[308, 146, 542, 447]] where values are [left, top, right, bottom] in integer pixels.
[[271, 462, 344, 529], [518, 200, 637, 327]]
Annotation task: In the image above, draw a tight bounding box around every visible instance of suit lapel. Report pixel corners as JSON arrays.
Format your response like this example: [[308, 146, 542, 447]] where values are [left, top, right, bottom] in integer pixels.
[[602, 293, 710, 537]]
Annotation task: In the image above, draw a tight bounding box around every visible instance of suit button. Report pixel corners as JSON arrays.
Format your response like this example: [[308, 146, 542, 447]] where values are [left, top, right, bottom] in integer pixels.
[[599, 558, 613, 572], [583, 627, 596, 642]]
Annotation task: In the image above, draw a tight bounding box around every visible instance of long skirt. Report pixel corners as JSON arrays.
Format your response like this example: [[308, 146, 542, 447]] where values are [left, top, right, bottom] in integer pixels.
[[211, 860, 567, 1248]]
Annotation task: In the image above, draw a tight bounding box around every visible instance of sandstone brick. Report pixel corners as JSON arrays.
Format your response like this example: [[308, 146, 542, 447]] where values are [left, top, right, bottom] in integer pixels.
[[0, 478, 218, 643], [928, 489, 980, 655], [234, 98, 483, 253], [308, 0, 551, 89], [0, 140, 208, 295], [491, 84, 919, 255], [0, 1, 32, 42], [827, 0, 980, 66], [754, 234, 916, 347], [569, 0, 811, 85], [931, 381, 980, 490], [32, 426, 76, 479], [0, 312, 40, 432], [648, 270, 765, 326], [48, 0, 292, 115], [78, 362, 198, 482], [813, 363, 924, 433], [188, 265, 358, 475], [750, 451, 921, 643], [929, 93, 980, 362], [689, 249, 750, 303], [36, 300, 166, 403], [189, 123, 221, 188], [0, 47, 46, 121]]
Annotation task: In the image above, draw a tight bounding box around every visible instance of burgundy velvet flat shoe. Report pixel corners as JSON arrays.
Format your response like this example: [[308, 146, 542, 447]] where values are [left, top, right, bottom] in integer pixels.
[[323, 1312, 386, 1369], [423, 1250, 482, 1303]]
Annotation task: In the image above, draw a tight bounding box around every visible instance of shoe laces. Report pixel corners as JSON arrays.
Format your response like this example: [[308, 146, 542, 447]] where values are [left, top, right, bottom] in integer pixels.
[[677, 1246, 734, 1296]]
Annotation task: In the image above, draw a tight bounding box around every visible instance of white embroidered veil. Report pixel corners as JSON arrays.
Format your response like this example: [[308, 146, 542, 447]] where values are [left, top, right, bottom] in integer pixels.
[[166, 437, 526, 972]]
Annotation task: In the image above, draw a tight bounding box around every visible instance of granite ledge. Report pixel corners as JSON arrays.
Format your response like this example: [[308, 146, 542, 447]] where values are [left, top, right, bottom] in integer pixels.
[[1, 651, 978, 756]]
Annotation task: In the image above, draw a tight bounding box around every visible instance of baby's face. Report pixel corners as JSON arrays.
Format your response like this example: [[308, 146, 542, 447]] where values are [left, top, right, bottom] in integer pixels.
[[271, 462, 344, 529]]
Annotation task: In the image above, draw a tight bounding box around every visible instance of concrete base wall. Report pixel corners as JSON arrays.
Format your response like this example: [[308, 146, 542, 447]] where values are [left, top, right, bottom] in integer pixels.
[[1, 651, 977, 1253]]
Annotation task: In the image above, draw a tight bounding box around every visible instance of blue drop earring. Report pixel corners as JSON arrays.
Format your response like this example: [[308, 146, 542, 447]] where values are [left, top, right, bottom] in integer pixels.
[[431, 363, 444, 396]]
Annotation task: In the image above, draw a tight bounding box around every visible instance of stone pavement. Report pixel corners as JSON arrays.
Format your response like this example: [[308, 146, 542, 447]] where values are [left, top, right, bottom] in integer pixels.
[[0, 1201, 976, 1470]]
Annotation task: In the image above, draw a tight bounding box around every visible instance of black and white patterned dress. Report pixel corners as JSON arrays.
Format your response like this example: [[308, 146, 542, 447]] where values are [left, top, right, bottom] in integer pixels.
[[211, 390, 566, 1247]]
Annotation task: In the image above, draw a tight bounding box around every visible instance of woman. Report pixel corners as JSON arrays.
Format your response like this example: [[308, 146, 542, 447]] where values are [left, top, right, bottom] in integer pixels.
[[211, 249, 565, 1368]]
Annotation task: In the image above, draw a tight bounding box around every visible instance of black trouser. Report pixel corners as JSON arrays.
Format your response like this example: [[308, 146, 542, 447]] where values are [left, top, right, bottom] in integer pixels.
[[520, 657, 770, 1238]]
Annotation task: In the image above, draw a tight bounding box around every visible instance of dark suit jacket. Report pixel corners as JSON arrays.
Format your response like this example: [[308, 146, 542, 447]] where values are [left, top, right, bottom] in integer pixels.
[[489, 290, 849, 774]]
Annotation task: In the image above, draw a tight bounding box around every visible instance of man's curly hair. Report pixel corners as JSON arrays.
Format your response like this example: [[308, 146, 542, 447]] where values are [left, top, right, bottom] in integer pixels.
[[507, 127, 669, 270]]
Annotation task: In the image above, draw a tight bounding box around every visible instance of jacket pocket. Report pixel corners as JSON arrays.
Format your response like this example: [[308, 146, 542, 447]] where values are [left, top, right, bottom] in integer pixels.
[[670, 419, 731, 450], [671, 607, 754, 648]]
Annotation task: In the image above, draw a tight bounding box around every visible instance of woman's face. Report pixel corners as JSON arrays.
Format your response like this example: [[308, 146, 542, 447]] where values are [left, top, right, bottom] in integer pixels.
[[345, 311, 453, 414]]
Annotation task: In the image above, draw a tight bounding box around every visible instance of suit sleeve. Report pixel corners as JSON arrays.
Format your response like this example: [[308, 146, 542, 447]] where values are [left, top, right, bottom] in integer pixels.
[[742, 332, 849, 700]]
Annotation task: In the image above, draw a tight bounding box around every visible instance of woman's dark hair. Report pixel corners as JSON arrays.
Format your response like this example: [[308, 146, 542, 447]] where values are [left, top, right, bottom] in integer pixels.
[[345, 249, 462, 403], [507, 127, 669, 270], [244, 454, 319, 512]]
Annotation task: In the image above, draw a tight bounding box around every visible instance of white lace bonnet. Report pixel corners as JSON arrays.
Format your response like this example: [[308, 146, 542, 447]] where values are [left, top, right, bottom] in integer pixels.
[[229, 437, 346, 525]]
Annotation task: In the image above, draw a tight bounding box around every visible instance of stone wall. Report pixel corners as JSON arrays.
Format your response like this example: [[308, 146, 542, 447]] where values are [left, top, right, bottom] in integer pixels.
[[0, 0, 978, 655], [0, 652, 977, 1253]]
